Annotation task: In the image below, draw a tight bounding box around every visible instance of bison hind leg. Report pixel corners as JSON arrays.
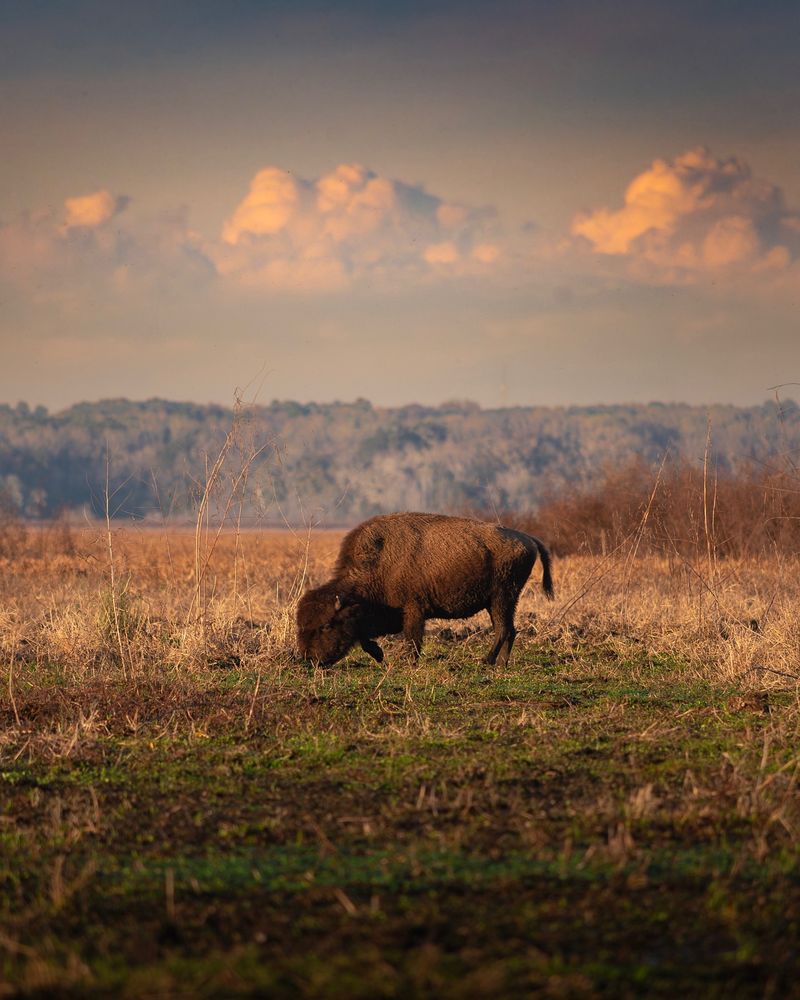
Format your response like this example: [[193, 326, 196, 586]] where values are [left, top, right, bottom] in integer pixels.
[[483, 628, 516, 667], [485, 595, 519, 667]]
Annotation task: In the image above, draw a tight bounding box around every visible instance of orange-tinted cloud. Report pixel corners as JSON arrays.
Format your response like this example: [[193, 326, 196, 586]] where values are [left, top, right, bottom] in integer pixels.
[[572, 147, 800, 281], [8, 151, 799, 309], [63, 189, 122, 229], [0, 191, 210, 300], [472, 243, 501, 264], [215, 162, 500, 291], [222, 168, 299, 243], [1, 168, 501, 299], [423, 241, 459, 265]]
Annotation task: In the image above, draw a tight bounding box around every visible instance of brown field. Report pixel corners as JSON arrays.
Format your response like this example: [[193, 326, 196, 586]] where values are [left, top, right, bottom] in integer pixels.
[[1, 519, 798, 684], [1, 520, 799, 996]]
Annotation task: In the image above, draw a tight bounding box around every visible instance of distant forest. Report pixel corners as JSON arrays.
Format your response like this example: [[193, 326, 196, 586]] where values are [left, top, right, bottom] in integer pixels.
[[0, 397, 798, 524]]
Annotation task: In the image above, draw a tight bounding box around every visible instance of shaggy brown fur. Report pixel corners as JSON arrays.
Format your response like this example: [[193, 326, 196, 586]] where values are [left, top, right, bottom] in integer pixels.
[[297, 512, 554, 666]]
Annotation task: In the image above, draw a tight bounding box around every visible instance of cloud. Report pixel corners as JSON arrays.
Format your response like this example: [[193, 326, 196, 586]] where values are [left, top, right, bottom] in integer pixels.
[[701, 215, 759, 268], [423, 241, 459, 265], [215, 162, 500, 291], [63, 189, 126, 230], [472, 243, 501, 264], [222, 169, 299, 242], [571, 147, 800, 282], [0, 211, 60, 282], [0, 191, 212, 301], [0, 166, 503, 301], [8, 151, 799, 316]]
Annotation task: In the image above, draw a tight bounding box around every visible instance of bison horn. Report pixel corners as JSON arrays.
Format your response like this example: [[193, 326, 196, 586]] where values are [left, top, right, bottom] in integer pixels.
[[334, 594, 341, 611]]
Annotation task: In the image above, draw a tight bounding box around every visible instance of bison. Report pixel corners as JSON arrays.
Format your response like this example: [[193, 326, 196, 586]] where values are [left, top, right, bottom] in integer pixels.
[[296, 512, 553, 667]]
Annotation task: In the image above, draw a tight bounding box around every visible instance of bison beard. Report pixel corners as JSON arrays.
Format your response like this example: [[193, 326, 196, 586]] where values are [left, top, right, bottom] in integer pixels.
[[296, 512, 554, 667]]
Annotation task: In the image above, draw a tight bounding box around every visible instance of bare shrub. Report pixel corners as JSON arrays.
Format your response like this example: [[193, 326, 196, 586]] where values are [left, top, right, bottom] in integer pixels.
[[489, 457, 800, 559]]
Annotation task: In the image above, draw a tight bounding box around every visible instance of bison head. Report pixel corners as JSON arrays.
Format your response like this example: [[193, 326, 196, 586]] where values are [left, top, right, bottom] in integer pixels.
[[296, 585, 362, 666]]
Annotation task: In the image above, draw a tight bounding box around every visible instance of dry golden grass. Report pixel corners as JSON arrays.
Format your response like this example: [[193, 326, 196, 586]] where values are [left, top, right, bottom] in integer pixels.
[[0, 523, 333, 675], [1, 520, 798, 687]]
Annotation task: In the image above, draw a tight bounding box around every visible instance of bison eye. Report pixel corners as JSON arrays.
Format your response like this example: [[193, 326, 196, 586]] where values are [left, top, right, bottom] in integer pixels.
[[321, 624, 332, 633]]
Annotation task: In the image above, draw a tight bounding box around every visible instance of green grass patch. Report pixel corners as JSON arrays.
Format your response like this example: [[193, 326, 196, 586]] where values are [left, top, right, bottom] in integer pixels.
[[1, 635, 798, 997]]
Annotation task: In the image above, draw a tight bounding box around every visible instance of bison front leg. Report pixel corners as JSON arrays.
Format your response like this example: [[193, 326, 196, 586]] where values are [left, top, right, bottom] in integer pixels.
[[360, 637, 384, 663], [401, 604, 425, 661]]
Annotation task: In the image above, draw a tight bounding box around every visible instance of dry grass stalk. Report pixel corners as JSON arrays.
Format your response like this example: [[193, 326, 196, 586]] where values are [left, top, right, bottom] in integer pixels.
[[104, 444, 129, 676], [189, 396, 274, 634]]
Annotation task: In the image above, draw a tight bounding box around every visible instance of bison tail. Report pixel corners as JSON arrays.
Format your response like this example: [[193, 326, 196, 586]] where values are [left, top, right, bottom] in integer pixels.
[[534, 537, 555, 600]]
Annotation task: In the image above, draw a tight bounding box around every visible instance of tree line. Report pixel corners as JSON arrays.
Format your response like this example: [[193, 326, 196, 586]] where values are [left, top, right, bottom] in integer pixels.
[[0, 397, 798, 532]]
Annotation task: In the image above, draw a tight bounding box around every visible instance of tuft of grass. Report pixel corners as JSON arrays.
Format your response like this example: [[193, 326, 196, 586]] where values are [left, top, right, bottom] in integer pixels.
[[97, 578, 144, 648]]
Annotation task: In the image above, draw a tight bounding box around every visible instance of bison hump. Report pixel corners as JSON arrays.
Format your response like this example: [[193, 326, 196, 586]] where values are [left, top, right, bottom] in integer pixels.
[[336, 519, 388, 574]]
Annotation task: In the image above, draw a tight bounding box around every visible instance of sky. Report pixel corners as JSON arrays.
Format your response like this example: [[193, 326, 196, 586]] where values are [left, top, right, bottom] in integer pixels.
[[2, 0, 800, 411]]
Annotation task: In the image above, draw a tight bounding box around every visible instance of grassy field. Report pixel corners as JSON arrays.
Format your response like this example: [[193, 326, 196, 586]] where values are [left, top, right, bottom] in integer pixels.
[[1, 522, 799, 997]]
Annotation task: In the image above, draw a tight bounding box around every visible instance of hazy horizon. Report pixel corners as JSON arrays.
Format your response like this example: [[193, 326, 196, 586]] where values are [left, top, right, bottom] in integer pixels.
[[3, 1, 799, 411], [5, 390, 800, 417]]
